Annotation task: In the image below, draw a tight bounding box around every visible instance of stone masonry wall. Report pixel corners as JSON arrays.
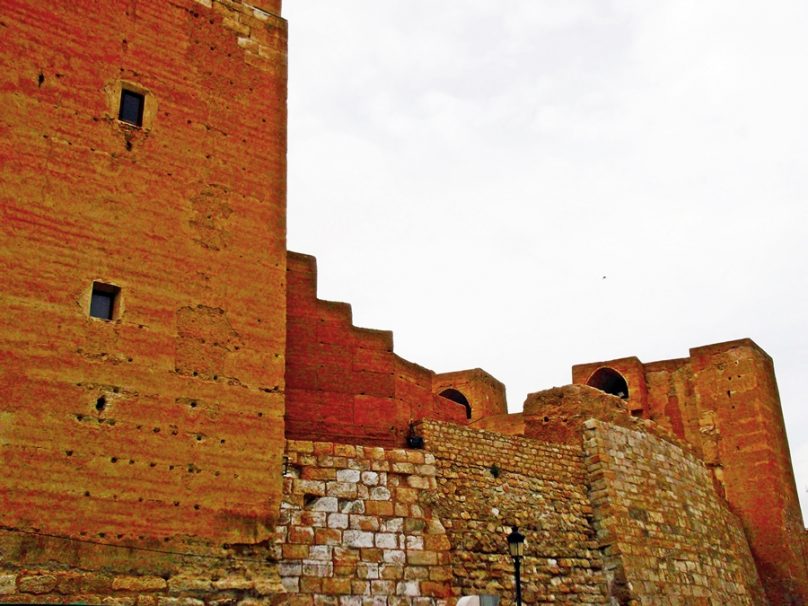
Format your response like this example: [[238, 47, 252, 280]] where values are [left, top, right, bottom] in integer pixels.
[[583, 419, 768, 605], [280, 440, 454, 605], [280, 423, 611, 605], [419, 421, 608, 605]]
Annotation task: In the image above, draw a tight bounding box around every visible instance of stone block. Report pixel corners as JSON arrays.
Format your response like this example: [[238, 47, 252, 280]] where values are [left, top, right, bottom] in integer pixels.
[[344, 530, 375, 548], [112, 576, 168, 592], [369, 487, 391, 501], [350, 515, 380, 532], [0, 575, 16, 595], [167, 576, 213, 592], [312, 497, 339, 512], [328, 513, 350, 529], [18, 574, 57, 594], [375, 533, 397, 549], [360, 471, 379, 486], [336, 469, 361, 483]]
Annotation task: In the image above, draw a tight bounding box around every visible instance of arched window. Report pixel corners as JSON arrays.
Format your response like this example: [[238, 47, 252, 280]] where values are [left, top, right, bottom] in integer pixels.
[[438, 388, 472, 419], [587, 367, 629, 399]]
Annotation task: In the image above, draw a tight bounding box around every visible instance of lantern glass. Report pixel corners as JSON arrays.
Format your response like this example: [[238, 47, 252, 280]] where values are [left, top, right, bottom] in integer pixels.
[[507, 526, 526, 558]]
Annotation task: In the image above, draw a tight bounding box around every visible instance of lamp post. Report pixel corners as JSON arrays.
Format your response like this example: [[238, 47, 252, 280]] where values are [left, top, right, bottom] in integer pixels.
[[506, 526, 525, 606]]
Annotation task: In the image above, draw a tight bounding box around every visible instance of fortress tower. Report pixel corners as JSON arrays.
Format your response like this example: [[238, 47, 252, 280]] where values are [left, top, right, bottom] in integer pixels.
[[0, 0, 289, 588]]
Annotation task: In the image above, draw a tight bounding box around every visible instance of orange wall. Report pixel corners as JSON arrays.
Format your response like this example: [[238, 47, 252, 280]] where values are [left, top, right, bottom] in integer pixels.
[[0, 0, 288, 555]]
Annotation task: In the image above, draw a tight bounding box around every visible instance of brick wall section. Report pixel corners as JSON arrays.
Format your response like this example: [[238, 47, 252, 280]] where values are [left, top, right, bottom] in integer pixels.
[[0, 0, 287, 587], [583, 420, 768, 605], [285, 253, 468, 448], [419, 420, 609, 605]]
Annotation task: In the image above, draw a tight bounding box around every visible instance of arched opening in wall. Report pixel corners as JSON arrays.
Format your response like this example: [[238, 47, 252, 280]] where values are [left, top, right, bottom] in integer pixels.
[[438, 388, 472, 419], [587, 367, 629, 400]]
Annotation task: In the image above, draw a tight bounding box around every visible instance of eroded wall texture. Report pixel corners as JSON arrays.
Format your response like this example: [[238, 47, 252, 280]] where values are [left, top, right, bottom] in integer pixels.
[[0, 0, 288, 592], [280, 421, 609, 605], [584, 420, 767, 605], [573, 340, 808, 604], [276, 420, 766, 605]]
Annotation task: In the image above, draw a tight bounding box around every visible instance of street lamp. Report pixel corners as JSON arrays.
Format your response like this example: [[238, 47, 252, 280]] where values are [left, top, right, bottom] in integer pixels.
[[506, 526, 526, 606]]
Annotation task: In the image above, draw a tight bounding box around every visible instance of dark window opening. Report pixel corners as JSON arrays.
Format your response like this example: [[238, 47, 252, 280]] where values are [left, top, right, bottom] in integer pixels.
[[119, 89, 144, 126], [90, 282, 120, 320], [587, 367, 629, 400], [439, 388, 472, 419]]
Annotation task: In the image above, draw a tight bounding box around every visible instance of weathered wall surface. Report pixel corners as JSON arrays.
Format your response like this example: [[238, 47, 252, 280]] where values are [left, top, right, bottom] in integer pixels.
[[573, 340, 808, 604], [280, 440, 454, 605], [419, 421, 609, 604], [0, 0, 288, 583], [432, 369, 507, 422], [689, 341, 808, 605], [584, 420, 768, 605], [285, 253, 468, 448], [280, 422, 610, 605]]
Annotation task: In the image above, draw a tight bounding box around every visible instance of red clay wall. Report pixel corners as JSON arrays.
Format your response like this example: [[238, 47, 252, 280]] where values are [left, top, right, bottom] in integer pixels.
[[433, 368, 508, 422], [0, 0, 288, 578], [285, 253, 468, 447], [690, 341, 807, 605]]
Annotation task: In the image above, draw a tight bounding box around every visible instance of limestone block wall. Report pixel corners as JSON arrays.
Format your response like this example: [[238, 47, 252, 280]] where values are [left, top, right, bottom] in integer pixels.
[[419, 421, 608, 605], [0, 0, 288, 585], [278, 423, 611, 605], [280, 440, 454, 605], [583, 420, 768, 605]]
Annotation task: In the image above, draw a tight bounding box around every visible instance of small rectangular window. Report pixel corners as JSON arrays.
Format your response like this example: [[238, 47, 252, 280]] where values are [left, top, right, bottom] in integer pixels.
[[119, 89, 144, 126], [90, 282, 120, 320]]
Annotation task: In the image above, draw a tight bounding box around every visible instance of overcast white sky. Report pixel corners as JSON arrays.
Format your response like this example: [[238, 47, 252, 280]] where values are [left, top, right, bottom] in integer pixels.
[[283, 1, 808, 519]]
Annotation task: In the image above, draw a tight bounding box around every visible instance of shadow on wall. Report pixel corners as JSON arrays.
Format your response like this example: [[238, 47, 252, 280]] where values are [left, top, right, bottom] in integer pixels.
[[438, 388, 472, 419], [587, 367, 629, 400]]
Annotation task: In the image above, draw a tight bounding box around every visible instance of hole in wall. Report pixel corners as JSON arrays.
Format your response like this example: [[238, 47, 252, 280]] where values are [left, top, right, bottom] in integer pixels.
[[95, 396, 107, 412], [118, 89, 144, 127], [587, 367, 629, 399], [37, 72, 44, 86], [438, 388, 472, 419], [89, 282, 121, 321]]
